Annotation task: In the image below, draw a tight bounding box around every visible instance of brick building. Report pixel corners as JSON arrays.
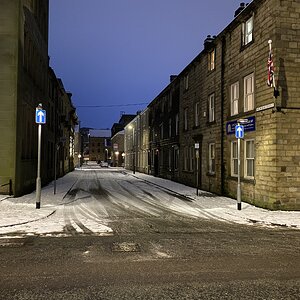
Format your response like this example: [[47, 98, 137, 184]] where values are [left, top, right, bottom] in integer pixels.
[[124, 0, 300, 210]]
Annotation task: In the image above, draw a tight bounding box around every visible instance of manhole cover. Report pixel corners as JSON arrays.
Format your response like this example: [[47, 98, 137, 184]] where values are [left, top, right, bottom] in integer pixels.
[[111, 242, 141, 252]]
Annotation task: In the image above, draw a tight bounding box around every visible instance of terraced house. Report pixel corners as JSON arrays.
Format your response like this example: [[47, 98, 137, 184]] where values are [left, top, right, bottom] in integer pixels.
[[0, 0, 77, 196], [125, 0, 300, 210]]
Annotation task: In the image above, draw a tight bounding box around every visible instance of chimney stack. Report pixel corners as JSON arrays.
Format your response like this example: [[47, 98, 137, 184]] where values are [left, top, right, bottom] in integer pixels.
[[234, 2, 248, 17], [204, 35, 215, 50]]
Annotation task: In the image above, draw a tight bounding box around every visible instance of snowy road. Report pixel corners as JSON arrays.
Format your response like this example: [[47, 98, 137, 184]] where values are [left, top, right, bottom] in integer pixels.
[[0, 168, 229, 237]]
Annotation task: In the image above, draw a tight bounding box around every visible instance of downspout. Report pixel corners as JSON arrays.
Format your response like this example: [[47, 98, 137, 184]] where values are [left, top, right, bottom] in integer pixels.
[[220, 36, 226, 195]]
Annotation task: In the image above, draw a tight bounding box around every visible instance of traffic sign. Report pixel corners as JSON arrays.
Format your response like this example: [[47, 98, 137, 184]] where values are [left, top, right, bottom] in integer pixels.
[[36, 109, 46, 124], [235, 124, 244, 139]]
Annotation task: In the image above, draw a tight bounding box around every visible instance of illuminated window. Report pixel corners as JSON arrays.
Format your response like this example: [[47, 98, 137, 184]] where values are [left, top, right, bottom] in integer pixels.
[[208, 49, 216, 71], [245, 139, 255, 178], [230, 82, 239, 116], [231, 141, 238, 176], [242, 16, 253, 46], [208, 93, 215, 122], [244, 73, 254, 112]]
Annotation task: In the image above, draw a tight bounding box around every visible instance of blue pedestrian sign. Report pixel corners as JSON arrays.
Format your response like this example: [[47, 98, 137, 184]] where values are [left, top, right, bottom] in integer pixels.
[[35, 109, 46, 124], [235, 124, 244, 139]]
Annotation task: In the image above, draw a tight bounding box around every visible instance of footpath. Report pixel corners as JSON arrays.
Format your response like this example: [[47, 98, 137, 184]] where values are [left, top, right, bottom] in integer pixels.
[[1, 166, 299, 230]]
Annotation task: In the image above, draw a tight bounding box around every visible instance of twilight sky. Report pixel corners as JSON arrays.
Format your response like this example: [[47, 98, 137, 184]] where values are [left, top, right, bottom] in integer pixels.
[[49, 0, 244, 129]]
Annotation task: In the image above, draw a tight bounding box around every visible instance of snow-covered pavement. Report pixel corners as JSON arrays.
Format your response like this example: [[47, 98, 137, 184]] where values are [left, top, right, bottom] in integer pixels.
[[0, 164, 299, 237]]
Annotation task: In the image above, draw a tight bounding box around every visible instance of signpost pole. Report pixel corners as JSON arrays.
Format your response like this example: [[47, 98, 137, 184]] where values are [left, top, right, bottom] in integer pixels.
[[235, 119, 247, 210], [36, 123, 42, 209], [237, 134, 241, 210], [35, 103, 46, 209]]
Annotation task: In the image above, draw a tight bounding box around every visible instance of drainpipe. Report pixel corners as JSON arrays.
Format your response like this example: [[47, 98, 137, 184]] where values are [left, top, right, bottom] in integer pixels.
[[220, 36, 226, 195]]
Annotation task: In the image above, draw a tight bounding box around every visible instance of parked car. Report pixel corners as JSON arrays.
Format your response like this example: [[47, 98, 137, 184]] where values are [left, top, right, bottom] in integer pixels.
[[100, 161, 109, 168]]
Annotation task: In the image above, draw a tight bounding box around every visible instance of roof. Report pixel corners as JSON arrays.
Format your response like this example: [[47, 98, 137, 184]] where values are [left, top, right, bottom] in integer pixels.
[[89, 129, 111, 138]]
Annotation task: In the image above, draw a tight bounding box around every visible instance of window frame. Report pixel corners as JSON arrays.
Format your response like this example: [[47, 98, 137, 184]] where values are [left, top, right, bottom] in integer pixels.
[[242, 15, 253, 46], [208, 143, 215, 174], [195, 102, 200, 127], [168, 118, 172, 138], [184, 108, 188, 131], [184, 74, 189, 90], [231, 141, 238, 177], [208, 93, 215, 123], [230, 82, 239, 116], [244, 73, 254, 112], [244, 139, 255, 179], [208, 48, 216, 71]]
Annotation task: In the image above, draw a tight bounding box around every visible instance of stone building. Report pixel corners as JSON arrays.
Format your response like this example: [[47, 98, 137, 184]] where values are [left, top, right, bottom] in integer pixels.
[[148, 77, 180, 179], [221, 0, 300, 210], [0, 0, 77, 196], [124, 109, 150, 174], [125, 0, 300, 210], [111, 130, 125, 167], [88, 129, 111, 163]]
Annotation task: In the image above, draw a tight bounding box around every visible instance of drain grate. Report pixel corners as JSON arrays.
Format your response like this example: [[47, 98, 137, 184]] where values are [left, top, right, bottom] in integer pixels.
[[111, 242, 141, 253]]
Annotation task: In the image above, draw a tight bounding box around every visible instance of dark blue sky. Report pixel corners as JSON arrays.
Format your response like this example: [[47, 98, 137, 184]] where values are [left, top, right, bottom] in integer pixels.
[[49, 0, 242, 129]]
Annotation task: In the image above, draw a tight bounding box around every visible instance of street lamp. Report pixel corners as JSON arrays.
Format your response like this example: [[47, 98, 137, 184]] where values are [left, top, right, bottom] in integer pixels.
[[236, 118, 248, 210], [78, 154, 82, 168], [115, 151, 119, 167], [128, 124, 136, 174]]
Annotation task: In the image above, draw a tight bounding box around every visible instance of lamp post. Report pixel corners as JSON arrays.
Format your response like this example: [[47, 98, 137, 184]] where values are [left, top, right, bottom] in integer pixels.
[[115, 151, 119, 167], [78, 154, 82, 168]]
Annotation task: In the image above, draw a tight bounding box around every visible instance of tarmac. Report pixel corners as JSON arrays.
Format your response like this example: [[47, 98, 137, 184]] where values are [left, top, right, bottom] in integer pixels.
[[1, 166, 299, 231]]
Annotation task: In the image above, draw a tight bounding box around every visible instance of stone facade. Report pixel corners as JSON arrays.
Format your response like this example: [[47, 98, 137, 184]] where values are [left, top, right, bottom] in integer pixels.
[[0, 0, 77, 196], [124, 0, 300, 210]]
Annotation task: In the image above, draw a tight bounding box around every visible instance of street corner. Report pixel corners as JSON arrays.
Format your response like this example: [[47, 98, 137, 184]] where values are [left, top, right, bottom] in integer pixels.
[[0, 200, 56, 230]]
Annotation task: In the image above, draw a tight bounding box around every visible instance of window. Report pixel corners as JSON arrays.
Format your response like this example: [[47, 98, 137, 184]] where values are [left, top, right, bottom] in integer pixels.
[[230, 82, 239, 116], [242, 16, 253, 46], [168, 148, 172, 170], [208, 93, 215, 122], [195, 102, 200, 127], [184, 108, 188, 130], [231, 141, 238, 176], [244, 73, 254, 112], [184, 74, 189, 90], [184, 146, 189, 171], [174, 147, 179, 170], [189, 146, 194, 171], [160, 123, 163, 139], [208, 143, 215, 174], [245, 139, 255, 178], [208, 48, 216, 71], [169, 118, 172, 137], [175, 114, 179, 135]]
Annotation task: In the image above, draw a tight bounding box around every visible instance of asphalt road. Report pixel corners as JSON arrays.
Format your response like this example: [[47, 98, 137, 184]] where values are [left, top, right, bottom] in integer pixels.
[[0, 169, 299, 299]]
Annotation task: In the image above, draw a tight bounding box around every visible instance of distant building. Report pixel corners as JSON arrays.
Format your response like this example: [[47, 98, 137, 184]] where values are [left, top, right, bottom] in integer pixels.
[[111, 130, 124, 167], [89, 129, 111, 162]]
